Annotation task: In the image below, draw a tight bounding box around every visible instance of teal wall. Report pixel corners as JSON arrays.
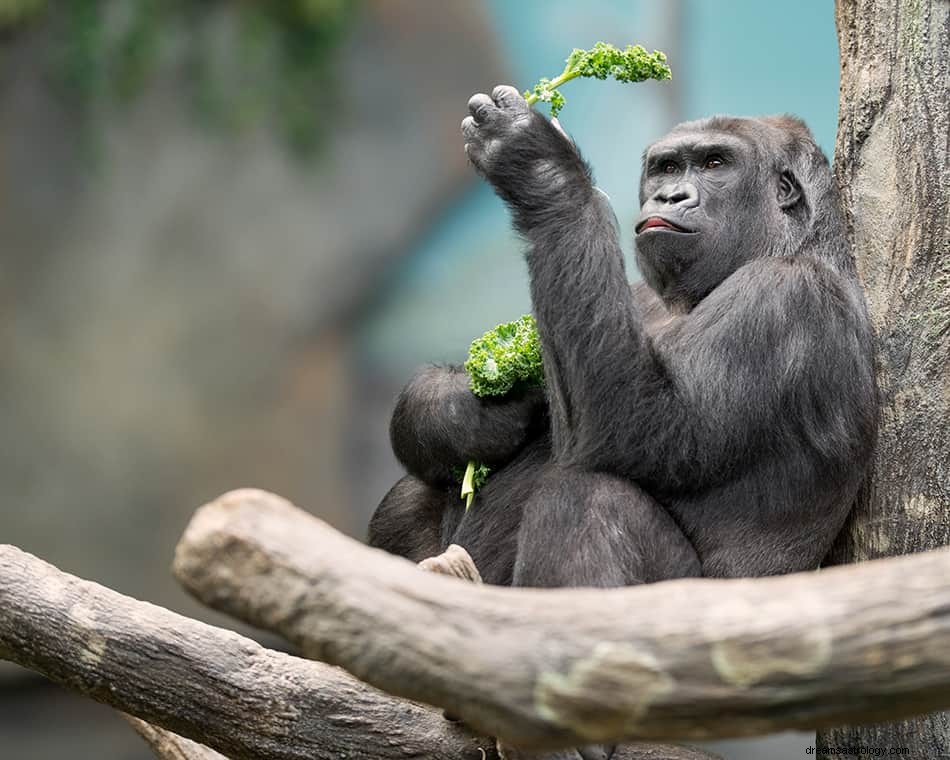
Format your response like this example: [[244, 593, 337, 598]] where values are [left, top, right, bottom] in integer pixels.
[[682, 0, 839, 153], [357, 1, 840, 372]]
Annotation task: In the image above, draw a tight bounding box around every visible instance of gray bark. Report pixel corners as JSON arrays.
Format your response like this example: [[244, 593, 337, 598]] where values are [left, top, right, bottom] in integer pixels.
[[821, 0, 950, 756], [175, 489, 950, 751], [0, 544, 501, 760], [0, 540, 718, 760]]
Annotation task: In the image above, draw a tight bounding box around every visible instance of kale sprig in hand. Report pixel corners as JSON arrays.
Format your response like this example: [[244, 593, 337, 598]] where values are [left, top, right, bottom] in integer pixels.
[[525, 41, 671, 117]]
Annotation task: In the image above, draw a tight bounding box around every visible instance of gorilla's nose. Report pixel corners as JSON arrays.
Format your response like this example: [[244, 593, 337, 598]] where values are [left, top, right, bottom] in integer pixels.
[[654, 182, 700, 208]]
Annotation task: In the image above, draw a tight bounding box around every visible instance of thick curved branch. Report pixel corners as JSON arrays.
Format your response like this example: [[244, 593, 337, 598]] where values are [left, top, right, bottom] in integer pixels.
[[0, 544, 499, 760], [0, 543, 718, 760], [175, 489, 950, 751]]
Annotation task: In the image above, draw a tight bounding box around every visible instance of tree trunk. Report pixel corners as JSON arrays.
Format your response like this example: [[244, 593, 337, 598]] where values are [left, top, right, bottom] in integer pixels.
[[821, 0, 949, 757]]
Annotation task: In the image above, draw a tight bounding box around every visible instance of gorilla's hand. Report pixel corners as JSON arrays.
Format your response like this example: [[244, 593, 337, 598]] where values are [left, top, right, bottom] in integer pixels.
[[461, 85, 535, 172], [461, 85, 592, 221], [390, 365, 547, 487]]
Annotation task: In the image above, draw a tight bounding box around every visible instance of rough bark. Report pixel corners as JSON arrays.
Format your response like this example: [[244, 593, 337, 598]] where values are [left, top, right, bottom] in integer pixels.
[[0, 542, 718, 760], [173, 489, 950, 751], [0, 544, 502, 760], [822, 0, 950, 756]]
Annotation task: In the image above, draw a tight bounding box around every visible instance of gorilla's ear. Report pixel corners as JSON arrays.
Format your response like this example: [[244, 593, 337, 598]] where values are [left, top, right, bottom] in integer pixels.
[[777, 170, 803, 211]]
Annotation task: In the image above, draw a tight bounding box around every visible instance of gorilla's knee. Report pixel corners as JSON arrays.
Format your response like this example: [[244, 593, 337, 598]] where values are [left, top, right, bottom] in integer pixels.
[[369, 476, 450, 562], [513, 467, 700, 588]]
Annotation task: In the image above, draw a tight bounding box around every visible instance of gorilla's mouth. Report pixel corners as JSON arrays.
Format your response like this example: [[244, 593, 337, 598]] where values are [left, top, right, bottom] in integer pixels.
[[636, 216, 691, 234]]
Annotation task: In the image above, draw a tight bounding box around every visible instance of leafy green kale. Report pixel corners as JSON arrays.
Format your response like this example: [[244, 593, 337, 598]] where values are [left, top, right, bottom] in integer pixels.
[[459, 461, 491, 510], [464, 315, 544, 398], [457, 316, 544, 508], [524, 41, 671, 117], [453, 462, 491, 490]]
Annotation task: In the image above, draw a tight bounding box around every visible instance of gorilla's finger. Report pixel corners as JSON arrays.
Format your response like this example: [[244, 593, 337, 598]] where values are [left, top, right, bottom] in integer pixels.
[[492, 84, 527, 110], [460, 115, 479, 140], [463, 142, 488, 175], [463, 141, 481, 164], [467, 93, 495, 124]]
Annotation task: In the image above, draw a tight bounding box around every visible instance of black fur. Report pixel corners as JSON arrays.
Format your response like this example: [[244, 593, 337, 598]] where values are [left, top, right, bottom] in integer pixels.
[[369, 87, 878, 590]]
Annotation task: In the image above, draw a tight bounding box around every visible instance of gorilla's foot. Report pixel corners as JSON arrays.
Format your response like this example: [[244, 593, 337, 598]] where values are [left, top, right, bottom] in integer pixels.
[[417, 543, 483, 584]]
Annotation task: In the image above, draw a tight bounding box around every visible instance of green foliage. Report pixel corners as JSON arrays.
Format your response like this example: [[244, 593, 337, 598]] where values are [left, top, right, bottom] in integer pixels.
[[454, 461, 491, 510], [525, 41, 671, 117], [462, 461, 491, 510], [469, 462, 491, 491], [524, 77, 566, 116], [452, 462, 490, 490], [457, 316, 544, 507], [563, 41, 672, 82], [464, 315, 545, 398], [5, 0, 357, 157]]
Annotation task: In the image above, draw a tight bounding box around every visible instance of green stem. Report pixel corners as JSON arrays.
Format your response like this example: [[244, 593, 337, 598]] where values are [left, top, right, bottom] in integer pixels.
[[524, 68, 581, 106], [461, 460, 476, 510]]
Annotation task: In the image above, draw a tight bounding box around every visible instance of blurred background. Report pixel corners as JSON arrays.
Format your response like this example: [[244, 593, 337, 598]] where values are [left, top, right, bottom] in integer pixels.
[[0, 1, 838, 758]]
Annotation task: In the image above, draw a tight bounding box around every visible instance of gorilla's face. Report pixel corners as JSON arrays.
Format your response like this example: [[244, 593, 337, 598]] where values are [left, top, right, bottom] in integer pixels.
[[634, 121, 790, 311]]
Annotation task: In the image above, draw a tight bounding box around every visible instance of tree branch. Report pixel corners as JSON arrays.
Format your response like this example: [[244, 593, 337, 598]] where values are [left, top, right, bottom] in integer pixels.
[[0, 542, 719, 760], [0, 544, 499, 760], [174, 489, 950, 751]]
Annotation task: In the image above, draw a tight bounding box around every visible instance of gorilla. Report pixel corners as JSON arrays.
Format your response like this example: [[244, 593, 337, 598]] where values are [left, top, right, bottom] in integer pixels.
[[368, 85, 878, 592]]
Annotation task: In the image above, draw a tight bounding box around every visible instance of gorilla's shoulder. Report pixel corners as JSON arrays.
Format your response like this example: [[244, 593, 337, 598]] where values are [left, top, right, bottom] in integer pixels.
[[723, 255, 868, 328]]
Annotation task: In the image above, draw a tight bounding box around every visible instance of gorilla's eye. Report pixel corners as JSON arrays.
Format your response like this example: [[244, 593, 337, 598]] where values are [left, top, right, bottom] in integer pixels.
[[704, 155, 725, 170], [662, 161, 678, 174]]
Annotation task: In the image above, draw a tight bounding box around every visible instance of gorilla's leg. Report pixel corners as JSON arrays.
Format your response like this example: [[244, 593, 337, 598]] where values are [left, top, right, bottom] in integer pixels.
[[368, 475, 457, 563], [513, 466, 701, 588], [507, 468, 698, 760]]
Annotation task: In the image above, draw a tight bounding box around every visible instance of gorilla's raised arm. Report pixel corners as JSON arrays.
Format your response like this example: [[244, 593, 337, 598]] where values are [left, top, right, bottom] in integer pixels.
[[462, 87, 639, 463], [389, 365, 546, 486]]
